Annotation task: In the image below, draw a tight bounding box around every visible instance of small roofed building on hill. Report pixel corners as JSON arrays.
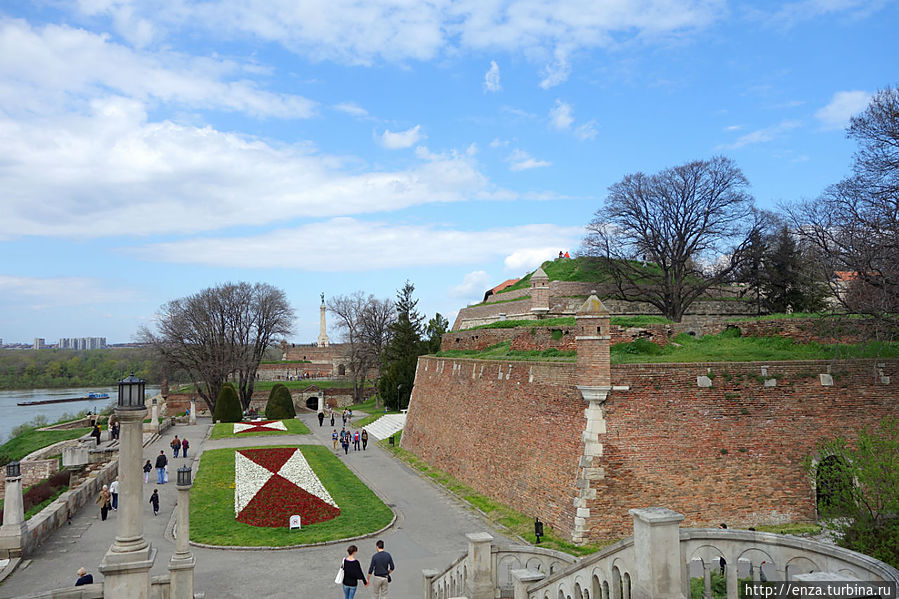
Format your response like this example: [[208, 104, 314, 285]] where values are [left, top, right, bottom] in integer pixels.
[[482, 277, 520, 302]]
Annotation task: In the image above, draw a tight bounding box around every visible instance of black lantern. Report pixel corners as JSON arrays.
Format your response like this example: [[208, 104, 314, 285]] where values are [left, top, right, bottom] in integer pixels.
[[117, 373, 146, 409], [176, 466, 192, 487], [6, 461, 21, 478]]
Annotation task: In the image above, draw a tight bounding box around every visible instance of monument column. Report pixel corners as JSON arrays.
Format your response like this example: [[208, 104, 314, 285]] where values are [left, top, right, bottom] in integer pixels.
[[169, 466, 196, 599], [0, 461, 27, 558], [99, 374, 156, 599], [150, 398, 159, 433], [318, 292, 330, 347]]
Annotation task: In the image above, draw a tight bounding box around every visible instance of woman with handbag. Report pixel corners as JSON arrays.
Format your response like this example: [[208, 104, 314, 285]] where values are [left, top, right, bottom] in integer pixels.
[[336, 544, 367, 598], [96, 484, 112, 521]]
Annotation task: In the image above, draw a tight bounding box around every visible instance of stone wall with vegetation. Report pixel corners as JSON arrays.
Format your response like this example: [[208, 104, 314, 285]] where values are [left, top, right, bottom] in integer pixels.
[[403, 355, 898, 541]]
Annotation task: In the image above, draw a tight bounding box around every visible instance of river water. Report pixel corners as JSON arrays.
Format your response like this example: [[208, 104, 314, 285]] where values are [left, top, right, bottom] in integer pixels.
[[0, 385, 161, 443]]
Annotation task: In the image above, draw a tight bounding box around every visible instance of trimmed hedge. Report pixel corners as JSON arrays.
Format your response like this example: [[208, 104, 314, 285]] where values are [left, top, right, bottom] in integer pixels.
[[265, 384, 296, 420], [213, 383, 242, 423]]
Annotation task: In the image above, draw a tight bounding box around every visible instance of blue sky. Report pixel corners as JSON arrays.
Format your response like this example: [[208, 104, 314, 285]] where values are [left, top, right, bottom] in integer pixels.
[[0, 0, 895, 344]]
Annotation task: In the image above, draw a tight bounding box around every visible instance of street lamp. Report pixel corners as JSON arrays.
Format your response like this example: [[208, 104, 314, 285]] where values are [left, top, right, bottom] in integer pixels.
[[176, 466, 192, 487], [5, 461, 20, 478], [117, 373, 146, 409]]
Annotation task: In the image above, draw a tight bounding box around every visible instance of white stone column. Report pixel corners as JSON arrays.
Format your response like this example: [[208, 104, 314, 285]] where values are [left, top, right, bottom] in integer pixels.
[[422, 568, 439, 599], [150, 400, 159, 433], [0, 466, 27, 558], [189, 398, 196, 425], [465, 532, 494, 599], [169, 470, 195, 599], [629, 507, 686, 599], [99, 406, 156, 599]]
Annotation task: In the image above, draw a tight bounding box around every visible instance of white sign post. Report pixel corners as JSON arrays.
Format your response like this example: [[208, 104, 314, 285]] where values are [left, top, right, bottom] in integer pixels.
[[289, 515, 301, 530]]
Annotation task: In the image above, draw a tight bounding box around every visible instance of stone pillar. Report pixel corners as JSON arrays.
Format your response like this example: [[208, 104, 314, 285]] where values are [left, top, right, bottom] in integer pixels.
[[530, 267, 550, 316], [511, 569, 545, 599], [465, 532, 494, 599], [189, 397, 197, 425], [150, 400, 159, 433], [0, 465, 26, 558], [318, 293, 330, 347], [99, 407, 156, 599], [629, 507, 686, 599], [169, 471, 196, 599], [422, 568, 439, 599]]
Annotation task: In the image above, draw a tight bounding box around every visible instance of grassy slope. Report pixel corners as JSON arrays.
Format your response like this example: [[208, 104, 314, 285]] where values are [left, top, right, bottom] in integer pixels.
[[437, 341, 576, 361], [0, 428, 91, 461], [209, 419, 310, 439], [190, 445, 392, 546]]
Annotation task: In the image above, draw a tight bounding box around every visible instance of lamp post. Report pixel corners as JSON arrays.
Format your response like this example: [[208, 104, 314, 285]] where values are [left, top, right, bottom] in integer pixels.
[[169, 466, 196, 599], [0, 461, 26, 558], [150, 397, 159, 433], [98, 373, 156, 599]]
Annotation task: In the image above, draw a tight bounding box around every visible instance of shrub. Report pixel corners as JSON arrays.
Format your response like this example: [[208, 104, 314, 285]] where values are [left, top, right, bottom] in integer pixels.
[[213, 383, 242, 423], [265, 384, 296, 420]]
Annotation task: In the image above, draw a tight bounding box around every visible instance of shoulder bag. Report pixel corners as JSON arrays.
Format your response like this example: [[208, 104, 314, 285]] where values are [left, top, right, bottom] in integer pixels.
[[334, 560, 344, 584]]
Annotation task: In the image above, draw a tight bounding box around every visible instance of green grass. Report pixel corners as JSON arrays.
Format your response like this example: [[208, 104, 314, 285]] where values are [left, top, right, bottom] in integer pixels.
[[470, 295, 531, 307], [190, 445, 393, 546], [610, 328, 899, 363], [378, 432, 609, 557], [751, 522, 821, 535], [209, 418, 310, 439], [0, 427, 91, 462], [727, 312, 834, 322], [465, 315, 672, 331], [437, 341, 576, 362], [498, 257, 616, 293]]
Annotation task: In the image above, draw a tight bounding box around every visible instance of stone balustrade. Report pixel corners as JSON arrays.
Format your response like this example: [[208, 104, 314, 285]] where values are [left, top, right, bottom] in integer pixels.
[[426, 508, 899, 599]]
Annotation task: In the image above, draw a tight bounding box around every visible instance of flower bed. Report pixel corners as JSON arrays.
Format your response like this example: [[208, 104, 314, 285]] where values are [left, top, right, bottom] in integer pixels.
[[233, 420, 287, 434], [235, 447, 339, 527]]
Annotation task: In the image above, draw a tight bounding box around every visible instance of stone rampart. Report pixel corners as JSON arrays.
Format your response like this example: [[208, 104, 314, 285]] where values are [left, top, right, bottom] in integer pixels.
[[403, 355, 898, 541]]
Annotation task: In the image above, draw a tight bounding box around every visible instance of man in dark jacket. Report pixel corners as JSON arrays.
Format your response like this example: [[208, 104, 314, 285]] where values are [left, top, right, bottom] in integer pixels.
[[155, 451, 168, 484]]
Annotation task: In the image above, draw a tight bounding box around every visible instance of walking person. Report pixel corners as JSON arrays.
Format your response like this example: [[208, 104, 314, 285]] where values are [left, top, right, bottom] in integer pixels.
[[90, 424, 101, 446], [149, 489, 160, 516], [332, 429, 338, 451], [361, 429, 368, 451], [353, 430, 360, 451], [367, 539, 395, 598], [143, 459, 152, 483], [318, 411, 325, 427], [338, 544, 368, 599], [171, 435, 181, 458], [341, 434, 350, 455], [155, 450, 168, 484], [181, 437, 189, 458], [330, 408, 335, 427], [96, 485, 111, 521], [109, 477, 119, 511]]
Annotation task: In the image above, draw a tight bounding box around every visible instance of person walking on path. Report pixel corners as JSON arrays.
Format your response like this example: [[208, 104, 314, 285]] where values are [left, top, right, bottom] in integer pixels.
[[143, 459, 152, 483], [171, 435, 181, 458], [318, 411, 325, 427], [353, 430, 360, 451], [149, 489, 160, 516], [109, 477, 119, 511], [332, 429, 338, 451], [96, 485, 111, 521], [155, 451, 168, 484], [361, 429, 368, 451], [330, 409, 335, 427], [339, 544, 368, 599], [367, 539, 395, 598], [90, 424, 101, 446], [341, 434, 350, 455], [75, 567, 93, 586], [181, 438, 189, 458]]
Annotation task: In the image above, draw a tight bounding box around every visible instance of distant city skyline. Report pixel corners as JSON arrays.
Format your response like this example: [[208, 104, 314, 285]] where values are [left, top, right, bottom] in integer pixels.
[[0, 1, 896, 345]]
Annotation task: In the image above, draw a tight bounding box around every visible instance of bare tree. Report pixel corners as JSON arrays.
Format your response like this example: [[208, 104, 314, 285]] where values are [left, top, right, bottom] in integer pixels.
[[141, 282, 294, 413], [582, 156, 762, 322], [788, 86, 899, 337]]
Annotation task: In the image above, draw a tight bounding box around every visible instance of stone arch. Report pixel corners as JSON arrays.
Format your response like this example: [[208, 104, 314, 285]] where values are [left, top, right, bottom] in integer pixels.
[[526, 557, 545, 572], [622, 572, 631, 599], [574, 582, 583, 599], [550, 560, 563, 574], [592, 573, 603, 599], [785, 556, 819, 580], [603, 580, 610, 599], [497, 555, 522, 590], [611, 566, 622, 599], [305, 396, 318, 409], [737, 548, 778, 581]]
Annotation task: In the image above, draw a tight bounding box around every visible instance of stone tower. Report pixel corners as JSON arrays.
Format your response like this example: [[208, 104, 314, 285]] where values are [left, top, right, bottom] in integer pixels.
[[529, 267, 550, 316], [318, 293, 330, 348]]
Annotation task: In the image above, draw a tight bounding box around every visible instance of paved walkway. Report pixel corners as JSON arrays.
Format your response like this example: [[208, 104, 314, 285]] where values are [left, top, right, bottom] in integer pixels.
[[1, 413, 513, 598]]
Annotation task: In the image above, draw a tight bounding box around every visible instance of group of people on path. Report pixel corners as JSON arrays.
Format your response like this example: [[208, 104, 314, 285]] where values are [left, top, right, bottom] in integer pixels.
[[319, 407, 355, 429], [332, 428, 368, 454], [338, 539, 395, 599]]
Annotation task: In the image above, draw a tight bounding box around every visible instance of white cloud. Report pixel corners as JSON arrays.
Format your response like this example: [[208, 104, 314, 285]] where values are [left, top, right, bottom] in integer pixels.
[[0, 20, 316, 119], [379, 125, 424, 149], [507, 149, 551, 171], [575, 120, 598, 141], [489, 138, 508, 148], [133, 219, 585, 271], [0, 275, 136, 308], [814, 90, 871, 130], [0, 102, 500, 238], [334, 102, 369, 117], [549, 100, 574, 130], [450, 270, 491, 298], [70, 1, 725, 84], [504, 248, 563, 272], [717, 120, 801, 149], [484, 60, 501, 92], [754, 0, 889, 27]]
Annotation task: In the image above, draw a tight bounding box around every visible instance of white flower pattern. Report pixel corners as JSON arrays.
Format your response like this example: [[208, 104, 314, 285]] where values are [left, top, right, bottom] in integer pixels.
[[233, 448, 338, 517]]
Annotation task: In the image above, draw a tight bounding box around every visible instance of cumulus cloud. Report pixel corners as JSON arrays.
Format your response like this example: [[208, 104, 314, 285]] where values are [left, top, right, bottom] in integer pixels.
[[814, 90, 871, 130], [133, 219, 585, 271], [539, 48, 572, 89], [334, 102, 369, 117], [507, 149, 551, 171], [484, 60, 501, 92], [549, 100, 574, 130], [575, 120, 598, 140], [503, 248, 563, 272], [450, 270, 491, 298], [379, 125, 424, 149], [717, 120, 801, 149], [0, 275, 136, 308]]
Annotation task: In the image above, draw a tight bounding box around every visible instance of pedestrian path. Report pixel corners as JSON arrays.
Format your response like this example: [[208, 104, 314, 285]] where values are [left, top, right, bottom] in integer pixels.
[[357, 413, 406, 439]]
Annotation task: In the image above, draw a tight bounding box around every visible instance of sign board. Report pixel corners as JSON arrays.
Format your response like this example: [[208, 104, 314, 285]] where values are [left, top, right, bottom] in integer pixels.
[[289, 515, 301, 530]]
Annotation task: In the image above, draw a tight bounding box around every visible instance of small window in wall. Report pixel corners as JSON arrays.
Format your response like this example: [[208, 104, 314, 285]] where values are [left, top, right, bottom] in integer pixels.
[[338, 364, 346, 375]]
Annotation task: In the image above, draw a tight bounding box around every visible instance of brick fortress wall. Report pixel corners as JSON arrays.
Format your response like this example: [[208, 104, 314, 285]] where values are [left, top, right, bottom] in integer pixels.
[[403, 355, 898, 541]]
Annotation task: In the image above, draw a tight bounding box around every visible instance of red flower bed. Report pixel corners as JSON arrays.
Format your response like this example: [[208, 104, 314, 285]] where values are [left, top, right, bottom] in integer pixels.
[[236, 475, 340, 528], [239, 447, 296, 471], [237, 420, 284, 434]]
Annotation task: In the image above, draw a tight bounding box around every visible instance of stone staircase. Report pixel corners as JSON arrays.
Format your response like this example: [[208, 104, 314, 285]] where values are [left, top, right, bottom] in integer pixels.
[[358, 413, 406, 440]]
